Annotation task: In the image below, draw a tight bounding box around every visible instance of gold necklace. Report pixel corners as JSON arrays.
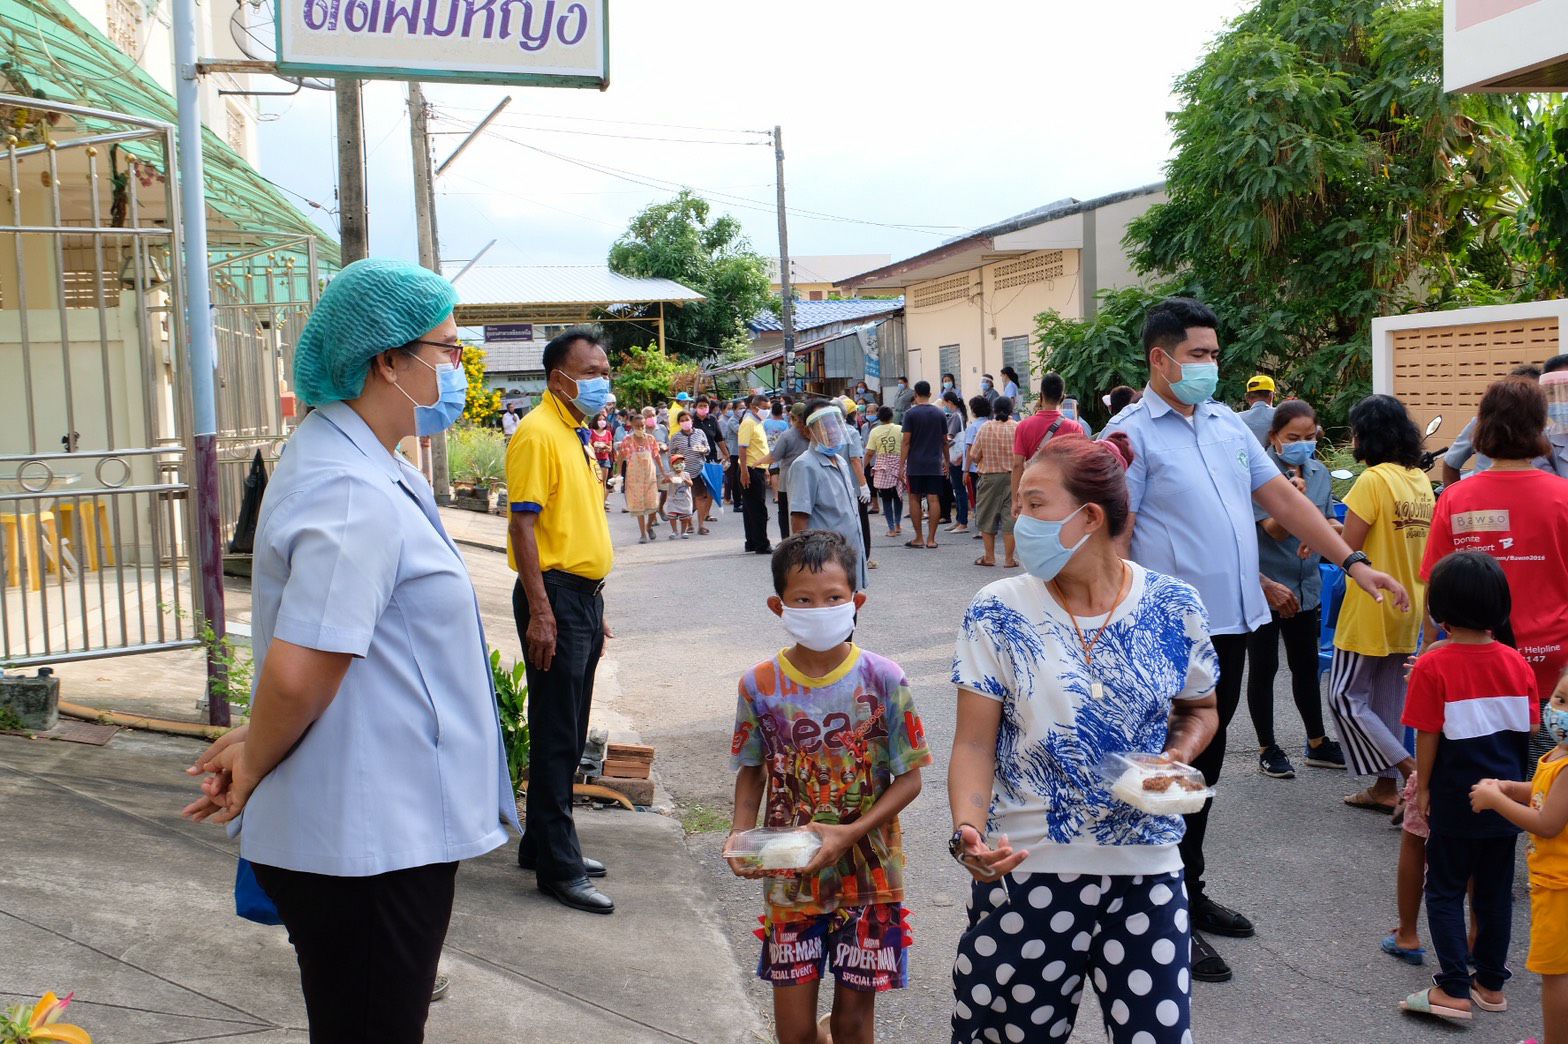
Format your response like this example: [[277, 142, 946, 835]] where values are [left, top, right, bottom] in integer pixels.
[[1050, 564, 1133, 700]]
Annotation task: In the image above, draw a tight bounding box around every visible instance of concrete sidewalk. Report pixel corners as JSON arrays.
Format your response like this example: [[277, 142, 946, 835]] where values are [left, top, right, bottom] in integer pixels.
[[0, 728, 760, 1043]]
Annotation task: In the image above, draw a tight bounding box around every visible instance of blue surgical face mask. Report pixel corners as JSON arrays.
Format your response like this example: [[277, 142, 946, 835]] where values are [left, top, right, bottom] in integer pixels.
[[1014, 504, 1090, 582], [563, 372, 612, 418], [813, 442, 839, 457], [981, 380, 992, 392], [1544, 702, 1568, 745], [1278, 440, 1316, 467], [398, 355, 468, 435], [1159, 350, 1219, 406]]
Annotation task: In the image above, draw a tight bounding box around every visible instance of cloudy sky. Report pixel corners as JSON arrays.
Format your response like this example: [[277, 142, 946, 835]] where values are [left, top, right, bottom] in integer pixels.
[[256, 0, 1250, 272]]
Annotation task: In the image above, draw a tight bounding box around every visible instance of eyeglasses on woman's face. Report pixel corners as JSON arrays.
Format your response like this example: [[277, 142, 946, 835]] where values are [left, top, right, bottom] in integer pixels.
[[408, 339, 463, 367]]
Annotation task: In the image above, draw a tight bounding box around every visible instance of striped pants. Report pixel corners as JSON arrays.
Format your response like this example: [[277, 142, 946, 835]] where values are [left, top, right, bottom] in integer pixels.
[[1327, 649, 1411, 779]]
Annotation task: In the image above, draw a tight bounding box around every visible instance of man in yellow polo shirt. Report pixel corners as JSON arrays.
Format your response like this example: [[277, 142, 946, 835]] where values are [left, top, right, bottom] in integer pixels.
[[735, 391, 773, 554], [506, 328, 616, 916]]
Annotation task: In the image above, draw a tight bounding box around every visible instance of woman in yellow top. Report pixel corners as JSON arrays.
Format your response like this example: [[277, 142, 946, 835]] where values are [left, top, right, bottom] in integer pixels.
[[1329, 394, 1434, 814], [863, 406, 905, 536]]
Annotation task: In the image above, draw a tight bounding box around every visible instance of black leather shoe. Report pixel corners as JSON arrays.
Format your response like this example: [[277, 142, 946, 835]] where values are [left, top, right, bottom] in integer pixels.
[[538, 877, 614, 915], [1191, 932, 1232, 983], [1193, 895, 1255, 938], [518, 849, 607, 878]]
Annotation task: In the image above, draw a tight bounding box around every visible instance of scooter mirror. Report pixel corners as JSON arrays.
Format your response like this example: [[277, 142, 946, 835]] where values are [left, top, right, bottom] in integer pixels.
[[1425, 415, 1443, 438]]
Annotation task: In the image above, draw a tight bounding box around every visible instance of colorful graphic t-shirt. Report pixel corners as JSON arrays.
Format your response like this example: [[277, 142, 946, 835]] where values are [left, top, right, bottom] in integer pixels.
[[1421, 468, 1568, 699], [1401, 640, 1534, 837], [730, 646, 932, 915], [1337, 463, 1434, 657], [951, 565, 1218, 876]]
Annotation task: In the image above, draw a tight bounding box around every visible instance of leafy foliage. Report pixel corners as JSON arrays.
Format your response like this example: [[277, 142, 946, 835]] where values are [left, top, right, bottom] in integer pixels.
[[612, 342, 697, 409], [607, 190, 772, 363], [491, 649, 529, 794], [462, 344, 501, 426], [1035, 283, 1188, 431], [1107, 0, 1546, 425], [446, 425, 507, 487]]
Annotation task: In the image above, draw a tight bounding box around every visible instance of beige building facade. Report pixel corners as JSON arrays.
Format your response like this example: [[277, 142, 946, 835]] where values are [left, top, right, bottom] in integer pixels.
[[839, 185, 1164, 399]]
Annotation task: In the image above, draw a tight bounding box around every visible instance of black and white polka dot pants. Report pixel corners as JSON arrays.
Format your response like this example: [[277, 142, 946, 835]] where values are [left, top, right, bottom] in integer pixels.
[[951, 869, 1194, 1043]]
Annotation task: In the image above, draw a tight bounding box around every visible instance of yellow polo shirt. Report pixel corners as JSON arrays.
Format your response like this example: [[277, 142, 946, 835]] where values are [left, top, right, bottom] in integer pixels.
[[506, 391, 614, 580], [737, 410, 770, 469]]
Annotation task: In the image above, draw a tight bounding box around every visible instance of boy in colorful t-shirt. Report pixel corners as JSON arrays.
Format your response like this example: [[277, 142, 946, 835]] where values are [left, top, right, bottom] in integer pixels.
[[728, 530, 932, 1041]]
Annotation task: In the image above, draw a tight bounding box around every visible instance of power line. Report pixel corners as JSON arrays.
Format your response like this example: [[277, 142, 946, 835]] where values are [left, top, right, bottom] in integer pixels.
[[430, 103, 770, 138], [433, 119, 772, 147], [485, 132, 964, 236]]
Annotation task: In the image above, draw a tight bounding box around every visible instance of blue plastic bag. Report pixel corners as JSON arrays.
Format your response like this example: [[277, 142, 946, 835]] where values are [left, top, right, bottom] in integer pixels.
[[235, 858, 282, 925]]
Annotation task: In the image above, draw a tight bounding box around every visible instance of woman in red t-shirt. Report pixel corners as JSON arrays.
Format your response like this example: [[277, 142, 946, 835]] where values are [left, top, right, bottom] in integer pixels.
[[1422, 377, 1568, 748], [589, 413, 615, 505]]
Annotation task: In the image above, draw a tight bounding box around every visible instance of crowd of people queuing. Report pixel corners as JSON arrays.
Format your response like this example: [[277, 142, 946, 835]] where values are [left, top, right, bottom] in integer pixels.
[[177, 259, 1567, 1044]]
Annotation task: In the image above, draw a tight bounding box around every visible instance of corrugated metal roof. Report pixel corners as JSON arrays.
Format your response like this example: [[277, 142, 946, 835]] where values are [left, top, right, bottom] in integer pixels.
[[748, 298, 904, 333], [444, 265, 706, 306], [480, 342, 547, 373]]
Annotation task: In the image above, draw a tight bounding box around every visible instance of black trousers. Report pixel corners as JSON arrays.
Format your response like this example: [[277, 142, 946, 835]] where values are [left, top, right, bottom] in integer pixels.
[[253, 861, 457, 1044], [742, 466, 771, 552], [777, 488, 791, 543], [514, 575, 605, 882], [1245, 608, 1326, 748], [1426, 832, 1515, 999], [1178, 631, 1248, 902], [938, 465, 954, 522], [727, 455, 740, 506], [858, 497, 872, 558]]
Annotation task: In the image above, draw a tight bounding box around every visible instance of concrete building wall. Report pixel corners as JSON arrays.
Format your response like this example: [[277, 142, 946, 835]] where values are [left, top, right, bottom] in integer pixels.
[[1090, 190, 1164, 301], [902, 250, 1079, 394]]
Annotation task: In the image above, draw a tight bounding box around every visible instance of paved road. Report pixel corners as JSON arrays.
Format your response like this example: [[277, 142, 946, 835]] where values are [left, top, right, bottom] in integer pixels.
[[600, 501, 1543, 1043]]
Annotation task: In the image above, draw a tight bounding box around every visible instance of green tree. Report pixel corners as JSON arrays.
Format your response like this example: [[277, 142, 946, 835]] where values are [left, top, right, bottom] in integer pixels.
[[607, 190, 773, 363], [462, 344, 501, 425], [612, 343, 699, 409], [1095, 0, 1535, 424]]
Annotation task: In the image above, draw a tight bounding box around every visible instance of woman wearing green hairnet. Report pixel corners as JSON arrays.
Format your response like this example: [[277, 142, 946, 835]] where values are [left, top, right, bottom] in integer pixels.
[[180, 258, 518, 1043]]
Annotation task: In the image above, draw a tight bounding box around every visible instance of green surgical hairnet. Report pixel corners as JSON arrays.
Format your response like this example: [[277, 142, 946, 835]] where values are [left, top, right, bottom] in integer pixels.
[[292, 258, 460, 408]]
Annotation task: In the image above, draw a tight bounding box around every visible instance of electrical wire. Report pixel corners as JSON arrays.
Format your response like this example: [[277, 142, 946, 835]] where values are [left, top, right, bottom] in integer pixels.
[[484, 131, 963, 236], [430, 102, 770, 138], [433, 120, 771, 147]]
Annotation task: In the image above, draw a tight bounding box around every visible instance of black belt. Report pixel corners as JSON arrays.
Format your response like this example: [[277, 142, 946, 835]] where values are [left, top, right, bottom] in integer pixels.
[[543, 570, 606, 596]]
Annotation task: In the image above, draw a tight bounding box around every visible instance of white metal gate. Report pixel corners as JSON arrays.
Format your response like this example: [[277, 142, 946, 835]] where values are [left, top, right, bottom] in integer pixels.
[[0, 95, 200, 666]]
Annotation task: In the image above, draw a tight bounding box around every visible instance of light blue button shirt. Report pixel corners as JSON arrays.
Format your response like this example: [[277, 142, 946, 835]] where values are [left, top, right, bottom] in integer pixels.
[[1105, 386, 1282, 635], [235, 401, 518, 876]]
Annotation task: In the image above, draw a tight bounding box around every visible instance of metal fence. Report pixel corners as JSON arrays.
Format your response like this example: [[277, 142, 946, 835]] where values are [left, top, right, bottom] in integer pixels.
[[0, 95, 199, 666]]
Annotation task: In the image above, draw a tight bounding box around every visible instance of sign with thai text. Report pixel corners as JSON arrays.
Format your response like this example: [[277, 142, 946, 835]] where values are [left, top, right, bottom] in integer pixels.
[[483, 323, 535, 342], [275, 0, 609, 89]]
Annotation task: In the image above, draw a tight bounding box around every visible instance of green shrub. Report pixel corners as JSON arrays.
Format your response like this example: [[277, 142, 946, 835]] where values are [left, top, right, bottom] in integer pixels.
[[491, 649, 529, 794], [448, 426, 507, 487]]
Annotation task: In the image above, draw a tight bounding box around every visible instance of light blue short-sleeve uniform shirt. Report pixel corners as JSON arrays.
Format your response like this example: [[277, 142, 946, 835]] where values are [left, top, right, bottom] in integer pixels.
[[236, 401, 519, 876], [1105, 386, 1282, 636], [789, 449, 867, 589]]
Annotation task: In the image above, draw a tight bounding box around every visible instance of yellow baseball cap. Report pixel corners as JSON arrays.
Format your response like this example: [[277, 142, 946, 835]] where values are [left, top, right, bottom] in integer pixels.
[[1247, 375, 1276, 393]]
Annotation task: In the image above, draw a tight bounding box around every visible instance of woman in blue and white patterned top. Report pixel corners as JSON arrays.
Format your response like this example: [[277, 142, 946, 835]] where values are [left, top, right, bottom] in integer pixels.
[[946, 431, 1220, 1044]]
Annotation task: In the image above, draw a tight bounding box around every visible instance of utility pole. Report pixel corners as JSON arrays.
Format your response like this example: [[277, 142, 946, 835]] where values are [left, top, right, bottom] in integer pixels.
[[773, 124, 796, 393], [408, 81, 451, 501], [173, 0, 229, 725], [336, 79, 369, 262]]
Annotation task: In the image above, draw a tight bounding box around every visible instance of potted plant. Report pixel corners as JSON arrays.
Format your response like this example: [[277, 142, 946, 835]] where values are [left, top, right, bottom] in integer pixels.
[[490, 649, 529, 812]]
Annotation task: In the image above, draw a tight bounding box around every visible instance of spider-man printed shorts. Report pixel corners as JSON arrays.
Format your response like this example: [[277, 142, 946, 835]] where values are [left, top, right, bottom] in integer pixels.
[[756, 902, 910, 992]]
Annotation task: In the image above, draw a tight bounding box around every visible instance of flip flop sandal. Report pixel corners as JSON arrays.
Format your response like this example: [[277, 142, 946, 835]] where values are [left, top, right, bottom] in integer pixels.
[[926, 542, 940, 549], [1004, 560, 1020, 568], [1344, 791, 1399, 814], [975, 557, 995, 567], [903, 539, 926, 549], [1400, 989, 1472, 1022], [1380, 934, 1426, 965], [1470, 985, 1507, 1013]]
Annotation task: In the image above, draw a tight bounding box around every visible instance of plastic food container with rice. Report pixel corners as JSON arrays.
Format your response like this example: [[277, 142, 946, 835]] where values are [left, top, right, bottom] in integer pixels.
[[1098, 752, 1214, 815], [723, 827, 822, 872]]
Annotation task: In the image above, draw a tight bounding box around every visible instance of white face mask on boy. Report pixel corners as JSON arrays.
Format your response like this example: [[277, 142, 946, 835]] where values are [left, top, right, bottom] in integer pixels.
[[779, 603, 856, 652]]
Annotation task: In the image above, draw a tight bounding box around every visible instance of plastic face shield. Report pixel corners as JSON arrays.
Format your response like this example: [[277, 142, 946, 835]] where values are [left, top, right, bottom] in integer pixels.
[[807, 405, 848, 449], [1544, 371, 1568, 433]]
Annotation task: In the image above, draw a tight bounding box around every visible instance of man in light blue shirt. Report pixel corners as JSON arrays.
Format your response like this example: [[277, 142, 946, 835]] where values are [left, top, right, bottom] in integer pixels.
[[1440, 360, 1566, 483], [1105, 297, 1407, 985], [1238, 374, 1276, 445]]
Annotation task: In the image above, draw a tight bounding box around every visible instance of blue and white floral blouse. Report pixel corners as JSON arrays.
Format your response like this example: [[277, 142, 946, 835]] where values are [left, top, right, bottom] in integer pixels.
[[952, 564, 1218, 876]]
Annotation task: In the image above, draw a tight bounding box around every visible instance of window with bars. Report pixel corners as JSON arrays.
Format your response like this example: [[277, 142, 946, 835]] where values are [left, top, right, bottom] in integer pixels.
[[938, 344, 960, 384], [59, 219, 122, 308], [910, 272, 971, 310], [1002, 335, 1033, 402]]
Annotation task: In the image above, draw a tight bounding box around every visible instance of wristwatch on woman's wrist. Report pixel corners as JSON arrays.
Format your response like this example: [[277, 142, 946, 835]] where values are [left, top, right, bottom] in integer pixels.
[[1342, 551, 1370, 572]]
